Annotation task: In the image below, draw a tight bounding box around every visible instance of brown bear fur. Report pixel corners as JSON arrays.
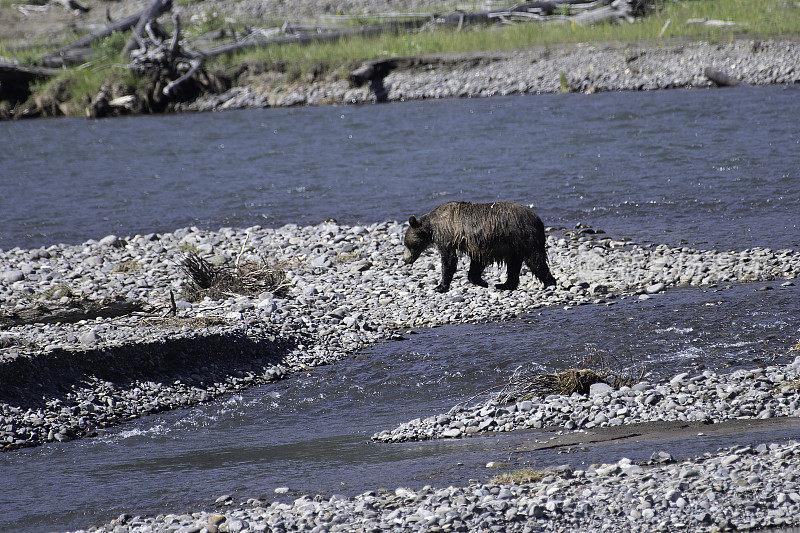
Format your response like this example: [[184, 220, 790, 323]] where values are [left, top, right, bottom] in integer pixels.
[[403, 201, 557, 292]]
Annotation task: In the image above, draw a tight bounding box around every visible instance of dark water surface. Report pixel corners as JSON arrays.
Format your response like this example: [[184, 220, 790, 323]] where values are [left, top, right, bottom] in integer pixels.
[[1, 281, 798, 532], [2, 84, 799, 251]]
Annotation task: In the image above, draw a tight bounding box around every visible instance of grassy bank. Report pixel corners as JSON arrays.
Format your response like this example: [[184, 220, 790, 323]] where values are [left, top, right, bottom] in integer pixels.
[[2, 0, 799, 118], [214, 0, 800, 73]]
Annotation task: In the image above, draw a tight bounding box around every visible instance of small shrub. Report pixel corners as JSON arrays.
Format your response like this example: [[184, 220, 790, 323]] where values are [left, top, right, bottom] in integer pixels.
[[113, 259, 141, 273], [558, 72, 570, 93], [180, 252, 288, 301], [497, 349, 642, 402], [492, 467, 548, 484]]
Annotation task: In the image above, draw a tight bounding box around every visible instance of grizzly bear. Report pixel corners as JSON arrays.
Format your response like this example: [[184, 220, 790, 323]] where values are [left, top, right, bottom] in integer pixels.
[[403, 201, 557, 292]]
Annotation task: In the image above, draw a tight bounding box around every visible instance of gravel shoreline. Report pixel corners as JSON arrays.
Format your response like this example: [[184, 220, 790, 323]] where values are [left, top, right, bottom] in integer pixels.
[[1, 219, 799, 451], [180, 38, 800, 112], [79, 434, 800, 532], [374, 357, 800, 443]]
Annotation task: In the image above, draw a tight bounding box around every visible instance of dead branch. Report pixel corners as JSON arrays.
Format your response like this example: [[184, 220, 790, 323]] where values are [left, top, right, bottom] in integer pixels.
[[162, 58, 202, 96], [196, 20, 427, 60], [122, 0, 173, 58], [40, 0, 168, 67]]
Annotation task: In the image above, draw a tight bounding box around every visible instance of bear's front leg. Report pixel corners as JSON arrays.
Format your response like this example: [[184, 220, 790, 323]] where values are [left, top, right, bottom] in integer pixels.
[[468, 259, 488, 287], [435, 249, 457, 292]]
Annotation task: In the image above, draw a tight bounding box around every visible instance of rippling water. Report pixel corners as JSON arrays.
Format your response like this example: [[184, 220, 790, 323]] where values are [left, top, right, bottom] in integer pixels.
[[2, 84, 799, 250]]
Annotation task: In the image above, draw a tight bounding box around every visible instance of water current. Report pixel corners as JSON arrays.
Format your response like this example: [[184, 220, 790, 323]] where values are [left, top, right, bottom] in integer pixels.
[[1, 85, 800, 531], [2, 85, 799, 251]]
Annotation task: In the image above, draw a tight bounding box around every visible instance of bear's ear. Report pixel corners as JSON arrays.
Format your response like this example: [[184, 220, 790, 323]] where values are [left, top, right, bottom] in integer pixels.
[[409, 215, 420, 228]]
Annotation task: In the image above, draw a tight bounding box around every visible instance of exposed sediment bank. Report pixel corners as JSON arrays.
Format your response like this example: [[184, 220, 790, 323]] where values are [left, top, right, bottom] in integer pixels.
[[182, 38, 800, 112], [1, 219, 799, 451]]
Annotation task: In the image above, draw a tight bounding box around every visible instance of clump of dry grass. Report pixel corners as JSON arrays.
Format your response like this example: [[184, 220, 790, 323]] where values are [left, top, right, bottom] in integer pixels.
[[491, 467, 549, 485], [40, 283, 76, 301], [497, 350, 642, 402], [112, 259, 141, 273], [180, 252, 288, 302]]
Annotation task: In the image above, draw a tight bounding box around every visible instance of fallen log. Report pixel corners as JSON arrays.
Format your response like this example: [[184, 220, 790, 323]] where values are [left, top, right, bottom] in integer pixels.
[[52, 0, 90, 13], [197, 20, 427, 59], [40, 0, 168, 67], [0, 296, 152, 329], [122, 0, 173, 57], [571, 0, 633, 25], [0, 61, 60, 84]]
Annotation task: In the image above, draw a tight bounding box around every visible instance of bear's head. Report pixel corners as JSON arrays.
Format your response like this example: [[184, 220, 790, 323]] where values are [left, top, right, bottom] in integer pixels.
[[403, 215, 433, 264]]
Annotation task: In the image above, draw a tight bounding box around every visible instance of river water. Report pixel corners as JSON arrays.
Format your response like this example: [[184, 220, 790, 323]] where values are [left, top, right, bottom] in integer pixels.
[[2, 84, 799, 251], [1, 85, 800, 531]]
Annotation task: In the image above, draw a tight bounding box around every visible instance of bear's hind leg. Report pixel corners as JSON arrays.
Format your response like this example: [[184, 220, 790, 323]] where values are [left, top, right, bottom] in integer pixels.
[[468, 259, 488, 287], [526, 256, 557, 288], [496, 258, 522, 290]]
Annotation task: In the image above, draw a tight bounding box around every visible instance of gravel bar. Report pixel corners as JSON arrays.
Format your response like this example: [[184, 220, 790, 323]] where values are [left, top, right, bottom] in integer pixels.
[[1, 219, 799, 452], [181, 39, 800, 111], [79, 437, 800, 532], [373, 357, 800, 442]]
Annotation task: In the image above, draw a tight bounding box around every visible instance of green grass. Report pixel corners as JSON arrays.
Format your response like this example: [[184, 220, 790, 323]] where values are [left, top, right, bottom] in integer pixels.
[[22, 31, 146, 114], [0, 41, 52, 64], [210, 0, 800, 74]]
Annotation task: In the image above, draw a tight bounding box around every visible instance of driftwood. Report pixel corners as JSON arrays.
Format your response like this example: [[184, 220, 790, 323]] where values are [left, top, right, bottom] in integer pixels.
[[0, 297, 151, 329], [0, 61, 60, 84], [40, 0, 168, 67], [570, 0, 636, 25], [197, 20, 427, 60], [52, 0, 90, 13], [122, 0, 173, 57]]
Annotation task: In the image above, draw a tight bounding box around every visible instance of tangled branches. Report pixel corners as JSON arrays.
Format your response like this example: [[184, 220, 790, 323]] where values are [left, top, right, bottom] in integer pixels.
[[496, 350, 644, 403], [180, 252, 288, 302]]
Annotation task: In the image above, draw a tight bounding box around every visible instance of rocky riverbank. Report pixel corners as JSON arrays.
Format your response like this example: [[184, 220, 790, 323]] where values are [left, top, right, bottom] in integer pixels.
[[373, 355, 800, 442], [78, 435, 800, 532], [181, 38, 800, 111], [1, 218, 799, 451]]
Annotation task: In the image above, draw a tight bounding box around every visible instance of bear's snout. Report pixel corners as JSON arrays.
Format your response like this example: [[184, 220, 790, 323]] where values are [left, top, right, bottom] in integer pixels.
[[402, 248, 418, 264]]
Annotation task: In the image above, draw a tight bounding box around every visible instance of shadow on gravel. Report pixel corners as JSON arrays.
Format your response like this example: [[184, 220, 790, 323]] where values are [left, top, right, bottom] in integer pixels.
[[0, 333, 293, 409]]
